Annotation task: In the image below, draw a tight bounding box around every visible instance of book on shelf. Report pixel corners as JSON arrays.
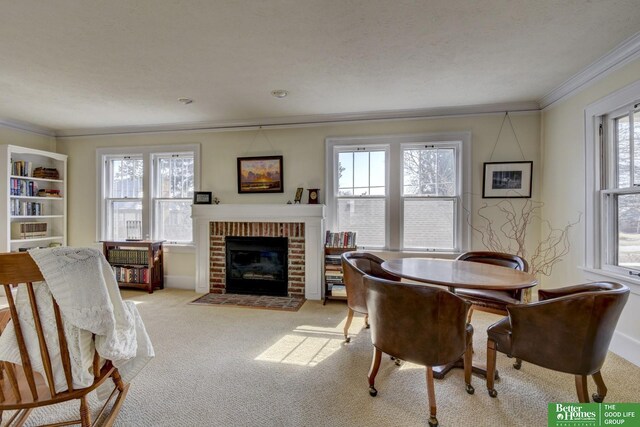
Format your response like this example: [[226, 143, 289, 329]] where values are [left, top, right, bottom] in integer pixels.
[[324, 231, 357, 248], [330, 285, 347, 297], [107, 249, 148, 265], [32, 167, 60, 180], [11, 160, 33, 177], [113, 266, 149, 284]]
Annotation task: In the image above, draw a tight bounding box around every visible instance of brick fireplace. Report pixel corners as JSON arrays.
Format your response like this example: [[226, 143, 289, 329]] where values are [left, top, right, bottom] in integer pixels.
[[193, 204, 326, 300], [210, 222, 305, 297]]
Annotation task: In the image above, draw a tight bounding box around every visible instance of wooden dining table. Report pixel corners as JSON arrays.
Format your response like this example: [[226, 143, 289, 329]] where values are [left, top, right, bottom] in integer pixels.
[[380, 257, 538, 379]]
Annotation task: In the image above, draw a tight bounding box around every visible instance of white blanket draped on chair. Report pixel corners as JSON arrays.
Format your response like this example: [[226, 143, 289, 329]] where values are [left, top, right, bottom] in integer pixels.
[[0, 247, 154, 398]]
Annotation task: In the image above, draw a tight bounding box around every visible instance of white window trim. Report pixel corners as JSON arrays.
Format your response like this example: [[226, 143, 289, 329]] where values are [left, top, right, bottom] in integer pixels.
[[325, 132, 471, 253], [96, 144, 201, 245], [584, 79, 640, 291]]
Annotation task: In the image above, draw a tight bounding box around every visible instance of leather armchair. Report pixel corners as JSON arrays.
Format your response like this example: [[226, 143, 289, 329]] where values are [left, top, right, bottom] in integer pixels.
[[486, 282, 630, 402], [364, 275, 474, 427], [340, 252, 400, 342], [455, 251, 528, 369]]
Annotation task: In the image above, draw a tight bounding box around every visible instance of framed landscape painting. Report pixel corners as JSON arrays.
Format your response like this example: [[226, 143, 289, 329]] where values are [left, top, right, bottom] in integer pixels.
[[483, 161, 532, 198], [237, 155, 284, 193]]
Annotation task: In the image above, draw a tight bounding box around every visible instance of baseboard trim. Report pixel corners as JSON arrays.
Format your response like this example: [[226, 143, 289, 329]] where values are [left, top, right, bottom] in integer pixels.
[[610, 330, 640, 367], [164, 275, 195, 290]]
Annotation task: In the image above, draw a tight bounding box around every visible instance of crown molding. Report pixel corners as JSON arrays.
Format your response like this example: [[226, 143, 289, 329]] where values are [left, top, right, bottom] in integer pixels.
[[0, 118, 55, 137], [539, 31, 640, 109], [54, 101, 540, 138]]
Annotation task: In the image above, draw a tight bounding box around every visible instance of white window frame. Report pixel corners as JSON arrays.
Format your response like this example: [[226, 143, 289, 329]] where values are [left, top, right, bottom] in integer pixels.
[[584, 79, 640, 287], [96, 144, 201, 246], [325, 133, 471, 253], [400, 142, 462, 251]]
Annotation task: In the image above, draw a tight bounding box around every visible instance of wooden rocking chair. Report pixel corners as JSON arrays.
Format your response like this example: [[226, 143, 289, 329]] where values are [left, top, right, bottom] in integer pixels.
[[0, 252, 130, 427]]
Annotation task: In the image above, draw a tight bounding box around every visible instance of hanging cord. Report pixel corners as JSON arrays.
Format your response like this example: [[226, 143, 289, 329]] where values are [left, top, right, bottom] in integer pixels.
[[243, 126, 277, 155], [488, 112, 526, 161]]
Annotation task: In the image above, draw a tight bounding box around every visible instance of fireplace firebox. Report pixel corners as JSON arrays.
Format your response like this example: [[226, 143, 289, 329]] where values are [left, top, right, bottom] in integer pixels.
[[225, 236, 289, 296]]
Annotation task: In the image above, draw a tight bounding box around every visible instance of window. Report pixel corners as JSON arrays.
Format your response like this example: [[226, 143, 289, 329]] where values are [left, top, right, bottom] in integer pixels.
[[336, 148, 388, 248], [98, 145, 200, 244], [326, 133, 470, 252], [601, 103, 640, 272], [402, 144, 457, 250]]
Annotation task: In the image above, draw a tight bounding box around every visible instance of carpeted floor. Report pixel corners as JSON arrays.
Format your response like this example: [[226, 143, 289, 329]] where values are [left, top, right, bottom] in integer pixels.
[[11, 289, 640, 427], [190, 293, 305, 311]]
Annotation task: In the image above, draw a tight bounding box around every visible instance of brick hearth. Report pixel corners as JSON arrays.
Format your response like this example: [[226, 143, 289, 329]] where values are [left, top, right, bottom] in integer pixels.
[[209, 221, 305, 297]]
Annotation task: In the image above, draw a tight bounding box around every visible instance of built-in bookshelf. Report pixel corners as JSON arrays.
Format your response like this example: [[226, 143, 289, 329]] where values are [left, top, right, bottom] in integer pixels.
[[0, 145, 67, 253], [323, 231, 357, 304]]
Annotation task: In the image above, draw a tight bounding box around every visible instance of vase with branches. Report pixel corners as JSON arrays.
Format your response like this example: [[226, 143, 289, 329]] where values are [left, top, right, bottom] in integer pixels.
[[466, 199, 581, 301]]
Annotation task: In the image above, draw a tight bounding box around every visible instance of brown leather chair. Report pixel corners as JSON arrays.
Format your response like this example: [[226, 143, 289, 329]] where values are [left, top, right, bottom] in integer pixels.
[[364, 275, 474, 427], [340, 252, 400, 343], [486, 282, 629, 402], [455, 251, 527, 369]]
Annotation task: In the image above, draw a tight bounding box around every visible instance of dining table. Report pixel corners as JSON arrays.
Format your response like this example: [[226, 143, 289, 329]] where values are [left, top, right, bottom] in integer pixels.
[[380, 257, 538, 379]]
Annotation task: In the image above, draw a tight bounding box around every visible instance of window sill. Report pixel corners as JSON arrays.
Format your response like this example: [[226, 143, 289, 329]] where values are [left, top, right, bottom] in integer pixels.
[[163, 244, 195, 254], [579, 267, 640, 296]]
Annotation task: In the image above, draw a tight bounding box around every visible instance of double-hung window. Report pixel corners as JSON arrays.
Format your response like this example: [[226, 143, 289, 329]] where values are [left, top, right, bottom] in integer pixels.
[[335, 147, 388, 248], [601, 103, 640, 273], [326, 133, 469, 252], [402, 144, 458, 250], [98, 145, 200, 244]]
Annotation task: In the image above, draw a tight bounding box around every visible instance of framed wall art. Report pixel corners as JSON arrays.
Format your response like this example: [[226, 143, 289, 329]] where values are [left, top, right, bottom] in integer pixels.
[[482, 161, 532, 198], [193, 191, 213, 204], [237, 155, 284, 194]]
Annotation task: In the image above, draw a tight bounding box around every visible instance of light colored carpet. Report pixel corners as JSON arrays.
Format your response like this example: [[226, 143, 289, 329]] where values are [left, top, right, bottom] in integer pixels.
[[9, 289, 640, 427]]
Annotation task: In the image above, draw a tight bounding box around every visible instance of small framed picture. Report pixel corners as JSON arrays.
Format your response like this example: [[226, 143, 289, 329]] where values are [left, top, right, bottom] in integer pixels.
[[193, 191, 213, 204], [483, 161, 532, 198], [294, 187, 303, 203]]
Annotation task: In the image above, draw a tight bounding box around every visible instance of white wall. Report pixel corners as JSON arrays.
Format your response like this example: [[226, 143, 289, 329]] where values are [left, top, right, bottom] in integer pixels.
[[56, 112, 541, 283], [541, 57, 640, 365], [0, 125, 55, 152]]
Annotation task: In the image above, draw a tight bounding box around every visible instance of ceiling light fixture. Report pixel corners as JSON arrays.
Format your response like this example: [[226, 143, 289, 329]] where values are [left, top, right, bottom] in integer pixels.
[[270, 90, 288, 99], [178, 97, 194, 105]]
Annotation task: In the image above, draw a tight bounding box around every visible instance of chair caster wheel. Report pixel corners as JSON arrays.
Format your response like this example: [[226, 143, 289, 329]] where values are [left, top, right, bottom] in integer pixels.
[[365, 324, 370, 329], [428, 416, 439, 427], [394, 359, 402, 366], [369, 386, 377, 397], [592, 393, 604, 403], [465, 384, 475, 395], [344, 336, 351, 343], [513, 361, 522, 370], [390, 356, 395, 360], [488, 388, 498, 398]]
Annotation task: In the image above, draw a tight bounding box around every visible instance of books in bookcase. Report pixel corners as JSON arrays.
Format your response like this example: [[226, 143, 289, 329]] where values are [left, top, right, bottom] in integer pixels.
[[324, 231, 357, 248]]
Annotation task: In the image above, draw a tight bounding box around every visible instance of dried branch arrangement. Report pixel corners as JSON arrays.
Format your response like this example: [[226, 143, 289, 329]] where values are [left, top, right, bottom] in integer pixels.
[[466, 199, 581, 278]]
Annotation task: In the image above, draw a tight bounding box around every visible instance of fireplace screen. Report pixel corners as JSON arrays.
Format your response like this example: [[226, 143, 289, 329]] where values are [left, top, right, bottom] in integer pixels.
[[225, 236, 288, 296]]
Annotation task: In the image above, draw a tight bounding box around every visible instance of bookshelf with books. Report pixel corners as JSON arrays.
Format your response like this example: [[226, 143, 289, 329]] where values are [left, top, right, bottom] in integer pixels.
[[102, 240, 164, 293], [0, 145, 67, 253], [323, 231, 357, 305]]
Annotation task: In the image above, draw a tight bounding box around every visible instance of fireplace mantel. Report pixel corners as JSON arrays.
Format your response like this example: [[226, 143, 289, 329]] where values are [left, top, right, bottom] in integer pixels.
[[192, 204, 326, 299]]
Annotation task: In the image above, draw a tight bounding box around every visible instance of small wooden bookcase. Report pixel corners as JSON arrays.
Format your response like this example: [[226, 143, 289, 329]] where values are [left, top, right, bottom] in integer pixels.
[[323, 247, 357, 305], [102, 240, 164, 293]]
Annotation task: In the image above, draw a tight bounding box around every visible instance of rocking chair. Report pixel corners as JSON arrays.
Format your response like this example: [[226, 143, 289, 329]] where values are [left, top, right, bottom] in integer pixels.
[[0, 252, 130, 426]]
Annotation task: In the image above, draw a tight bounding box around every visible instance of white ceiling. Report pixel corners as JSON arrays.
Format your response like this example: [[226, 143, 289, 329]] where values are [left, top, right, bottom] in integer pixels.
[[1, 0, 639, 134]]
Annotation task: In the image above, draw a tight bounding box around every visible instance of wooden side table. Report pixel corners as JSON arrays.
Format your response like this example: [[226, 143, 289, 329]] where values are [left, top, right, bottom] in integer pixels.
[[102, 240, 165, 293]]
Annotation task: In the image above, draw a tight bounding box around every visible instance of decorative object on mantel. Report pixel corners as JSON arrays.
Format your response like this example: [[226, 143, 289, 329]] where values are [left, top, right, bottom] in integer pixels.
[[237, 155, 284, 194], [483, 112, 532, 199], [483, 161, 533, 198], [193, 191, 213, 204], [465, 199, 581, 301], [213, 196, 220, 204], [294, 187, 303, 203], [307, 188, 319, 204]]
